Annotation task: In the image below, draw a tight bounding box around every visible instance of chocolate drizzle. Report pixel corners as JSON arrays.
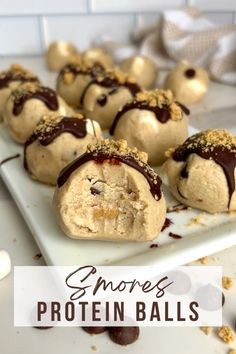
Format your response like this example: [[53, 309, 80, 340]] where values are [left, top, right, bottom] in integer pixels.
[[110, 100, 189, 135], [57, 151, 162, 200], [24, 117, 87, 170], [0, 72, 39, 90], [13, 87, 59, 116], [0, 153, 20, 166], [80, 76, 140, 106], [173, 133, 236, 206]]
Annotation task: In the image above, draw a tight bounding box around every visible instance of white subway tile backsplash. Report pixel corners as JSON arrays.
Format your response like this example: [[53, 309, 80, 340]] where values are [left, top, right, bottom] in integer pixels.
[[194, 0, 236, 11], [0, 0, 87, 15], [90, 0, 185, 13], [205, 12, 234, 25], [136, 13, 161, 30], [0, 17, 41, 55], [44, 14, 135, 50], [0, 1, 235, 56]]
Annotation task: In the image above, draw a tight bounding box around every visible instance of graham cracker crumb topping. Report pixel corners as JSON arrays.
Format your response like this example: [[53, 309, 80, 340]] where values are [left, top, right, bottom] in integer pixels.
[[176, 129, 236, 154], [134, 89, 183, 121], [61, 58, 136, 86], [0, 64, 39, 82], [11, 82, 53, 100], [87, 139, 147, 163], [33, 113, 85, 139]]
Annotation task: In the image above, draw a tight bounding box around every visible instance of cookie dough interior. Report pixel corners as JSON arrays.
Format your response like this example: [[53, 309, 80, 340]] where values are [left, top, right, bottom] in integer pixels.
[[54, 140, 166, 242]]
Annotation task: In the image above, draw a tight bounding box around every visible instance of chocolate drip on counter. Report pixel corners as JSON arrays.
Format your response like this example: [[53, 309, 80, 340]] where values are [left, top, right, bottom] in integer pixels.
[[168, 232, 182, 239], [24, 117, 87, 170], [80, 76, 140, 106], [0, 72, 39, 90], [173, 137, 236, 206], [13, 87, 59, 116], [57, 151, 162, 201], [0, 153, 20, 166], [161, 218, 173, 232], [110, 100, 189, 135]]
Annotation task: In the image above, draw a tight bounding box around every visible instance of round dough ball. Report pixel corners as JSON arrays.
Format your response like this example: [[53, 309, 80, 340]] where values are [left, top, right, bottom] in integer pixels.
[[161, 129, 236, 213], [111, 89, 189, 165], [0, 64, 40, 122], [53, 139, 166, 242], [164, 61, 209, 105], [4, 83, 73, 144], [46, 41, 78, 72], [82, 47, 113, 69], [82, 68, 140, 130], [121, 55, 158, 89], [57, 59, 106, 108], [24, 113, 102, 185]]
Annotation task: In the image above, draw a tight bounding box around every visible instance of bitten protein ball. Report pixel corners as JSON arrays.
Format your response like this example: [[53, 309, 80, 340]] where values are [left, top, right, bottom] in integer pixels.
[[110, 89, 189, 166], [24, 113, 102, 185], [161, 129, 236, 213], [46, 41, 78, 72], [0, 64, 40, 122], [57, 57, 106, 108], [121, 55, 158, 89], [82, 47, 113, 69], [164, 61, 209, 105], [54, 139, 166, 242], [82, 68, 141, 129], [4, 82, 73, 144]]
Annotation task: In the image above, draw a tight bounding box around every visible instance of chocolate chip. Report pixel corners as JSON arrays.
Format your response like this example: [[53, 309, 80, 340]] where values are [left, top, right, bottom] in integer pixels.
[[108, 326, 139, 345], [90, 187, 101, 195], [184, 68, 196, 78], [97, 94, 107, 106], [82, 326, 107, 334]]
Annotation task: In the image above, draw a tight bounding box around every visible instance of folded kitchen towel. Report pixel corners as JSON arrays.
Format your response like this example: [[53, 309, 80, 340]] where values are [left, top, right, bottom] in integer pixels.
[[139, 7, 236, 85]]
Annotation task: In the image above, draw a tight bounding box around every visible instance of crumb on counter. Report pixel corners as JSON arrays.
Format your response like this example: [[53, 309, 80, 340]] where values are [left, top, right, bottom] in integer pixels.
[[197, 256, 209, 265], [33, 253, 42, 260], [200, 326, 212, 336], [91, 345, 97, 351], [222, 276, 234, 290], [217, 326, 235, 344], [186, 214, 206, 227]]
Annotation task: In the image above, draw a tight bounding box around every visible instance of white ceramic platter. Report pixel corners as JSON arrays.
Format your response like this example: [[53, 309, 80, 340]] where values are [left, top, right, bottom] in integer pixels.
[[0, 124, 236, 272]]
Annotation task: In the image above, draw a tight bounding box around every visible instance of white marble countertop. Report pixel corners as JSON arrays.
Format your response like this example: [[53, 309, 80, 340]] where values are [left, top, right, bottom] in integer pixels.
[[0, 56, 236, 354]]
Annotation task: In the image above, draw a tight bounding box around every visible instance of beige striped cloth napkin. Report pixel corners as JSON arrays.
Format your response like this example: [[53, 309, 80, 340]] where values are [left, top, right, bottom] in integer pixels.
[[138, 7, 236, 85]]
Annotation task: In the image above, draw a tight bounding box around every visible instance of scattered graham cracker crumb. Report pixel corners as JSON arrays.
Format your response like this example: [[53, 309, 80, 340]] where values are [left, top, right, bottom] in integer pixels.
[[222, 276, 234, 290], [186, 214, 206, 227], [218, 326, 235, 344], [33, 253, 42, 260], [200, 326, 212, 335], [91, 345, 97, 351], [12, 238, 17, 243], [197, 256, 209, 265]]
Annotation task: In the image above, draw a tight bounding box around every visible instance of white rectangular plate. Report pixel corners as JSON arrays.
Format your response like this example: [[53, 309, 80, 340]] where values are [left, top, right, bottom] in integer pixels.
[[0, 124, 236, 273]]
